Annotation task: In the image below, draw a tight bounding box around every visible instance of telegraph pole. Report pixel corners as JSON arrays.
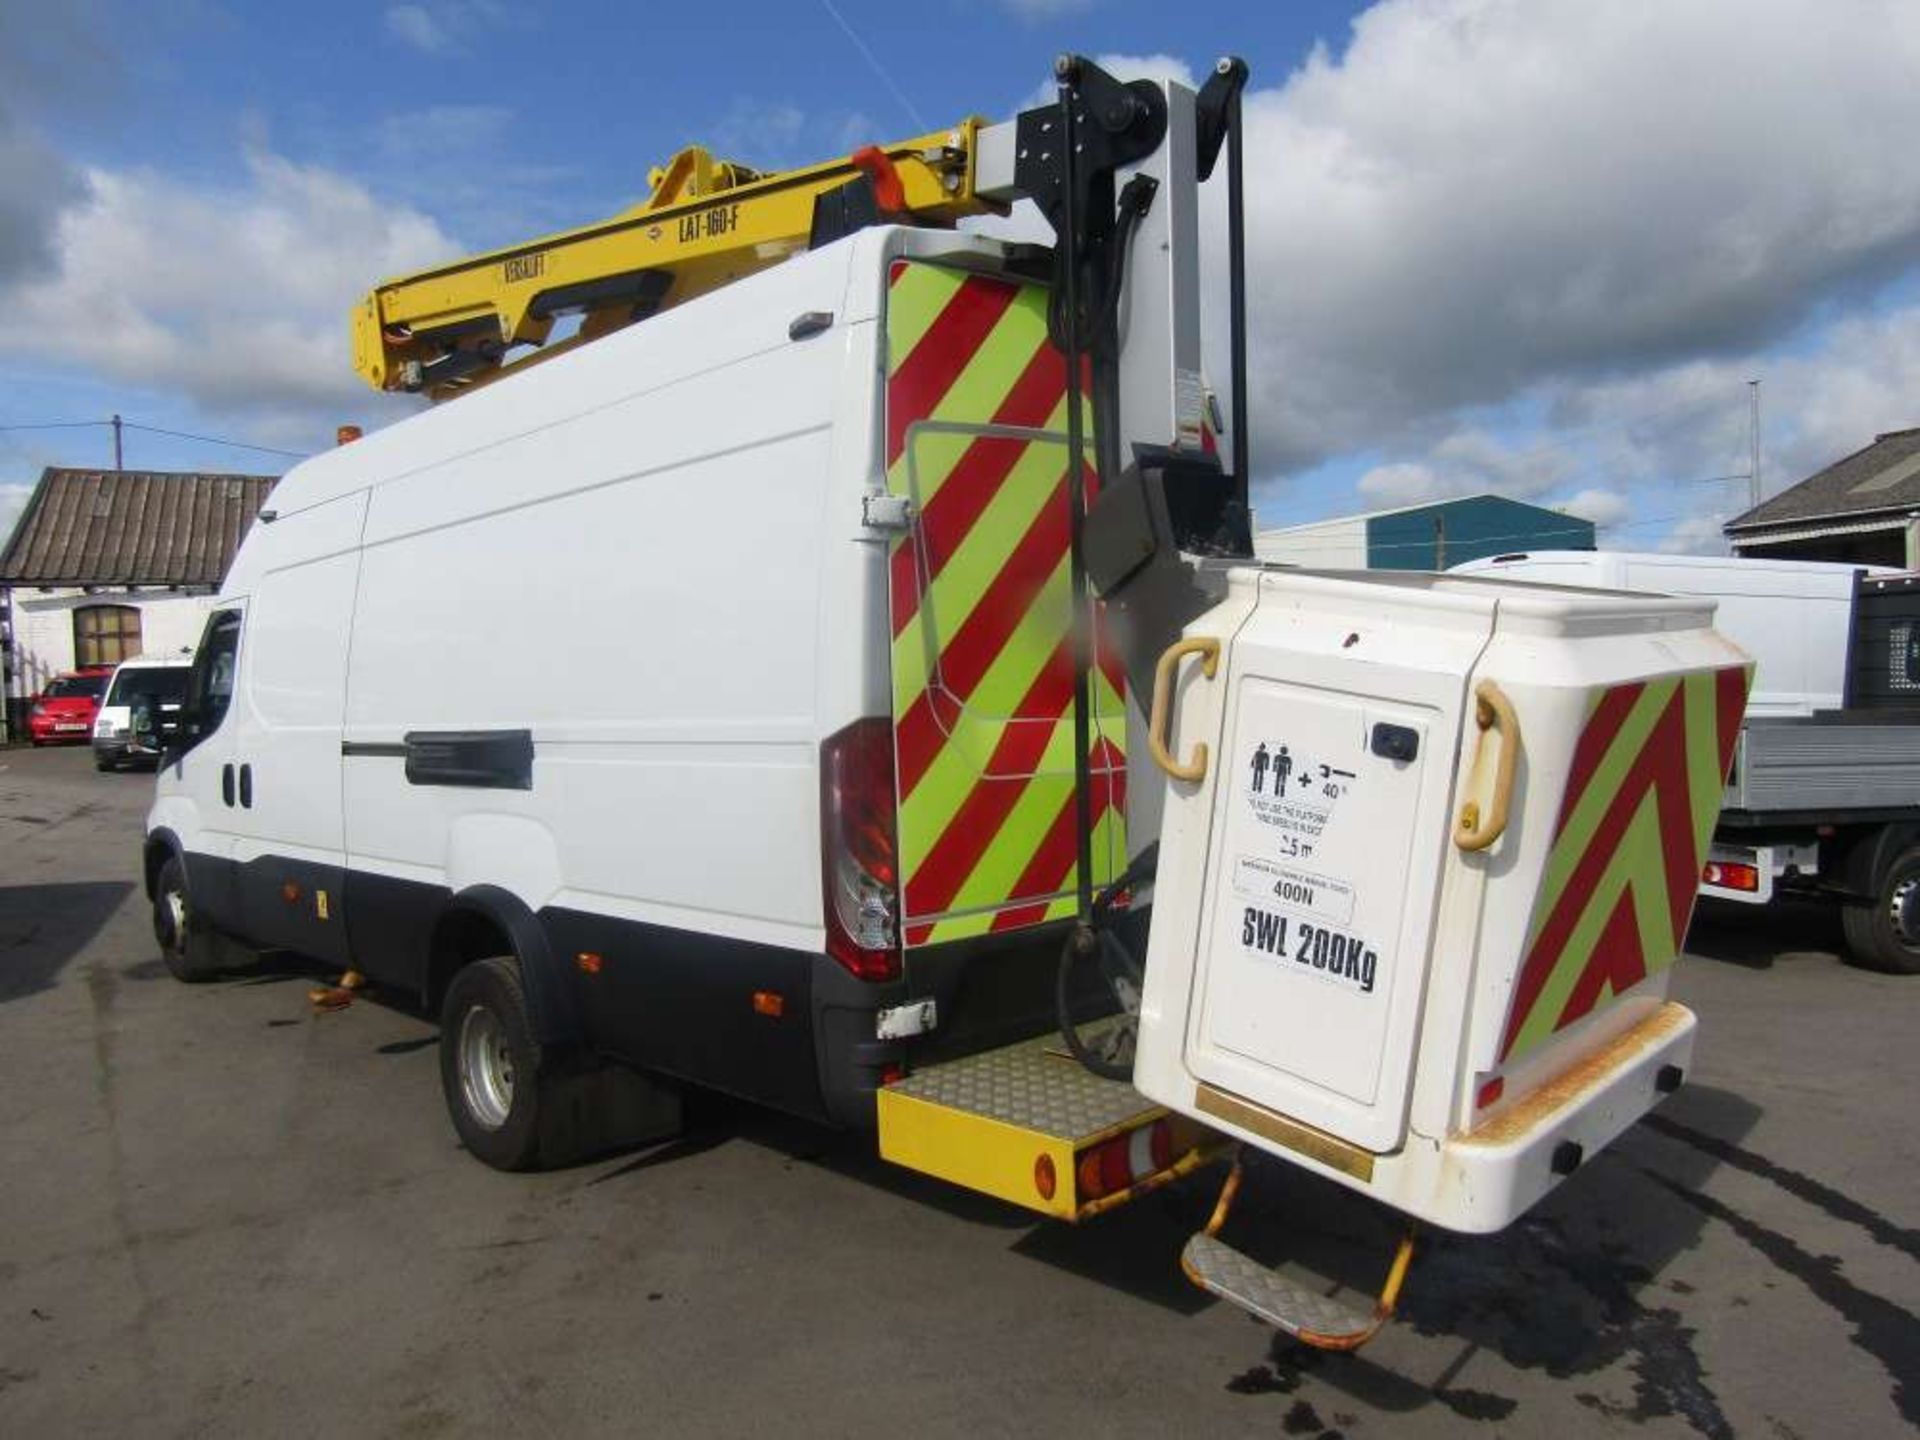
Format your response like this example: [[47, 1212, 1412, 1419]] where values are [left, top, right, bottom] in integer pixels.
[[1747, 380, 1761, 509], [111, 413, 123, 471]]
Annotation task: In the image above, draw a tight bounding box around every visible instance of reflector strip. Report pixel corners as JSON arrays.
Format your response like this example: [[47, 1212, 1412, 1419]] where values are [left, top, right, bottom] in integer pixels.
[[1499, 666, 1750, 1063], [885, 259, 1128, 945]]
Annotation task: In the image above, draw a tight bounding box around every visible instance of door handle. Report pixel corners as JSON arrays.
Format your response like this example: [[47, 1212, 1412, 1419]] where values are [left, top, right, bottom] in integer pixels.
[[239, 763, 253, 809], [221, 763, 235, 807]]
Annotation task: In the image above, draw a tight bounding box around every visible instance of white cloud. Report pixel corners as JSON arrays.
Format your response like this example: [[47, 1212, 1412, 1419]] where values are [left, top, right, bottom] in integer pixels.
[[708, 99, 810, 170], [367, 105, 582, 243], [1354, 296, 1920, 553], [382, 1, 512, 56], [1355, 461, 1441, 507], [1657, 515, 1733, 555], [1357, 428, 1578, 506], [1554, 487, 1631, 528], [0, 105, 83, 284], [994, 16, 1920, 500], [383, 5, 447, 53], [1211, 0, 1920, 476], [0, 146, 461, 441]]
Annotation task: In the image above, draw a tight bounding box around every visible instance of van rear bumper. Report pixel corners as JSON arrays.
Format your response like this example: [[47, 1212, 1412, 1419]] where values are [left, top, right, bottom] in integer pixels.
[[1432, 1001, 1697, 1232]]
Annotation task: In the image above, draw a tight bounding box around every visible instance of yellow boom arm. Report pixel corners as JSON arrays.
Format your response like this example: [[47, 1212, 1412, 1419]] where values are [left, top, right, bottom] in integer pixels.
[[352, 119, 1001, 398]]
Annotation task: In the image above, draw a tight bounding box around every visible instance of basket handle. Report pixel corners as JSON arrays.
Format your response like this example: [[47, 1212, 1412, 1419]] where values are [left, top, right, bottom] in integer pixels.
[[1148, 637, 1221, 783]]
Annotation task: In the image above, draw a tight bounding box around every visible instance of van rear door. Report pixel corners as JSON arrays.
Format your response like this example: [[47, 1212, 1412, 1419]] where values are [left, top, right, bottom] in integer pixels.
[[883, 259, 1127, 947]]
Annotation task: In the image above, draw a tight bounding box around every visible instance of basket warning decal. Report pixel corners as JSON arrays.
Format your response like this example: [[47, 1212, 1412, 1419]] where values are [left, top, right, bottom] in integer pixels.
[[1499, 665, 1749, 1064]]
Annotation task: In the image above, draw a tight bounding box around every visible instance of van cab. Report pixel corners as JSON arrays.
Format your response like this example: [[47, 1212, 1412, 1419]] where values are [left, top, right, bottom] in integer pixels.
[[95, 655, 195, 770]]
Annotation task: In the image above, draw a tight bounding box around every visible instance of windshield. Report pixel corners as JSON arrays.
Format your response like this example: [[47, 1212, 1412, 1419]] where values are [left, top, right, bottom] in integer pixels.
[[46, 675, 109, 699], [106, 666, 191, 706]]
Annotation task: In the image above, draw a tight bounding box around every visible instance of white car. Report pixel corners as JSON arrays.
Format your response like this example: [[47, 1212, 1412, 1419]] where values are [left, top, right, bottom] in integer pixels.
[[93, 654, 194, 771]]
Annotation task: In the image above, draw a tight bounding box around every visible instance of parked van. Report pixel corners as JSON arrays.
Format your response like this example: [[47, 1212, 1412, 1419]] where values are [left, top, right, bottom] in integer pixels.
[[1450, 551, 1897, 717], [95, 654, 195, 770], [144, 227, 1126, 1168]]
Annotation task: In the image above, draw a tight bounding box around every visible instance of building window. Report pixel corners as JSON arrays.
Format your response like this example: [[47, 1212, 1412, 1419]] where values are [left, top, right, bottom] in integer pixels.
[[74, 604, 142, 667]]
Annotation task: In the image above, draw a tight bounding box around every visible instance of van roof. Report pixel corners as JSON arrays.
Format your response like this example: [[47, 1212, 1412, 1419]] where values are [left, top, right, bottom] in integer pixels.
[[113, 653, 194, 669], [1455, 549, 1900, 577]]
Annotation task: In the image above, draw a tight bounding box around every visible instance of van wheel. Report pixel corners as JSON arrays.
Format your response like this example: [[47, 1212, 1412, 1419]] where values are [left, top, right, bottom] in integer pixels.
[[440, 957, 555, 1170], [154, 856, 222, 982], [1841, 845, 1920, 974]]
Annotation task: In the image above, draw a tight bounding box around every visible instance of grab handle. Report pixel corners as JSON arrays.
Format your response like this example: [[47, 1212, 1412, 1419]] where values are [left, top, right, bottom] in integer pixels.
[[1149, 637, 1221, 783], [1453, 680, 1520, 851]]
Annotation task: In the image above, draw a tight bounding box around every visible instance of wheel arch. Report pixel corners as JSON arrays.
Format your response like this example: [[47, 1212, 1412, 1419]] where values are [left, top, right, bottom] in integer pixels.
[[427, 885, 582, 1048], [144, 828, 185, 901], [1833, 821, 1920, 900]]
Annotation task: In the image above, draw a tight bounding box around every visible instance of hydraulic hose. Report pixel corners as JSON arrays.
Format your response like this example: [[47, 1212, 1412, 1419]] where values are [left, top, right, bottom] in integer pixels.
[[1056, 842, 1158, 1080]]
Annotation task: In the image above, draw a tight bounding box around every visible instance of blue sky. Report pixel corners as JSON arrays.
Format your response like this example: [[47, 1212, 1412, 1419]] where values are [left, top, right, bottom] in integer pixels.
[[5, 0, 1920, 554]]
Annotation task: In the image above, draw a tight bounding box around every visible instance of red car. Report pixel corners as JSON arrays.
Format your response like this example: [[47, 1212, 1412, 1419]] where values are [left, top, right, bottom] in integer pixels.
[[28, 666, 115, 745]]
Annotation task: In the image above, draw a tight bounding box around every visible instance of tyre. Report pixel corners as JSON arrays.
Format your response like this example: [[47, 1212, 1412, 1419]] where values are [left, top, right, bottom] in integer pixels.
[[153, 855, 222, 982], [1841, 844, 1920, 974], [95, 756, 114, 772], [438, 956, 682, 1171], [439, 956, 554, 1171]]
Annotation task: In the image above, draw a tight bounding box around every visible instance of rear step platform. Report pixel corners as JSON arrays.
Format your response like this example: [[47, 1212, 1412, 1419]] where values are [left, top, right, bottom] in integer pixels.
[[1181, 1159, 1416, 1351], [877, 1025, 1220, 1221]]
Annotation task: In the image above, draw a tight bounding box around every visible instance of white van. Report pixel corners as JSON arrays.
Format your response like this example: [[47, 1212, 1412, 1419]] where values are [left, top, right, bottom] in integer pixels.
[[95, 654, 195, 771], [1451, 551, 1896, 716], [144, 226, 1131, 1168]]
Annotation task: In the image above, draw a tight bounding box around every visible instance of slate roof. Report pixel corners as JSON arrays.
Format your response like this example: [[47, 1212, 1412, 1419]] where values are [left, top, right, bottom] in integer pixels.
[[0, 468, 277, 587], [1725, 428, 1920, 532]]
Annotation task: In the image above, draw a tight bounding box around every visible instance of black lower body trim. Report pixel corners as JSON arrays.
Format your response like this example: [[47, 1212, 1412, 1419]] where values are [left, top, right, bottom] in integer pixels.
[[162, 847, 1110, 1132]]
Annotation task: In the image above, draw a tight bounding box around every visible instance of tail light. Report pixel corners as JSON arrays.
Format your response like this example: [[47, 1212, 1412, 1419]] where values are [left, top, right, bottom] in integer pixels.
[[820, 717, 902, 982], [1702, 860, 1760, 893], [1073, 1117, 1199, 1203]]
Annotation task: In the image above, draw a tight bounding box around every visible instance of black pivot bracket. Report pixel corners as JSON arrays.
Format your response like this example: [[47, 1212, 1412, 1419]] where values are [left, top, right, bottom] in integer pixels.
[[1014, 56, 1168, 363]]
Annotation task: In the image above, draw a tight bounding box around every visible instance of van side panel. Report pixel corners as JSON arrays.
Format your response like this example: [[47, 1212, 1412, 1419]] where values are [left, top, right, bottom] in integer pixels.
[[338, 245, 860, 1109], [344, 345, 836, 940]]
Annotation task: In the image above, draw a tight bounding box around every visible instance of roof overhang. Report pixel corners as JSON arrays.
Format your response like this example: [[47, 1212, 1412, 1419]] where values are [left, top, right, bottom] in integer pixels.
[[1727, 515, 1911, 547]]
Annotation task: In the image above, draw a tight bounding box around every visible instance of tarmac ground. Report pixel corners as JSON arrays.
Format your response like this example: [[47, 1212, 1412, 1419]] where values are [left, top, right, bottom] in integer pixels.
[[2, 741, 1915, 1438]]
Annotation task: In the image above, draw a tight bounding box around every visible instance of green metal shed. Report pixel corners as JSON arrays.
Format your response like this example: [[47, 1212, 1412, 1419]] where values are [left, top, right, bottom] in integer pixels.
[[1253, 494, 1596, 570]]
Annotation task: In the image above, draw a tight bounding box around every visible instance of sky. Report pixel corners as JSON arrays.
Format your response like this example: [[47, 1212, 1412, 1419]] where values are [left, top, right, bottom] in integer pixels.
[[4, 0, 1920, 556]]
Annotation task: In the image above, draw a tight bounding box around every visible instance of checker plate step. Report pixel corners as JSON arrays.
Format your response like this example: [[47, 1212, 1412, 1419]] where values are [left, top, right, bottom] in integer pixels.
[[886, 1023, 1153, 1140], [876, 1022, 1205, 1220], [1182, 1233, 1380, 1342]]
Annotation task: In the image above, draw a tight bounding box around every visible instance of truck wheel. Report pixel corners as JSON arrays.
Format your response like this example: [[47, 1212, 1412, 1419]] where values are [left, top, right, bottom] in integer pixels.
[[153, 856, 222, 982], [1841, 845, 1920, 974], [440, 956, 555, 1170]]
